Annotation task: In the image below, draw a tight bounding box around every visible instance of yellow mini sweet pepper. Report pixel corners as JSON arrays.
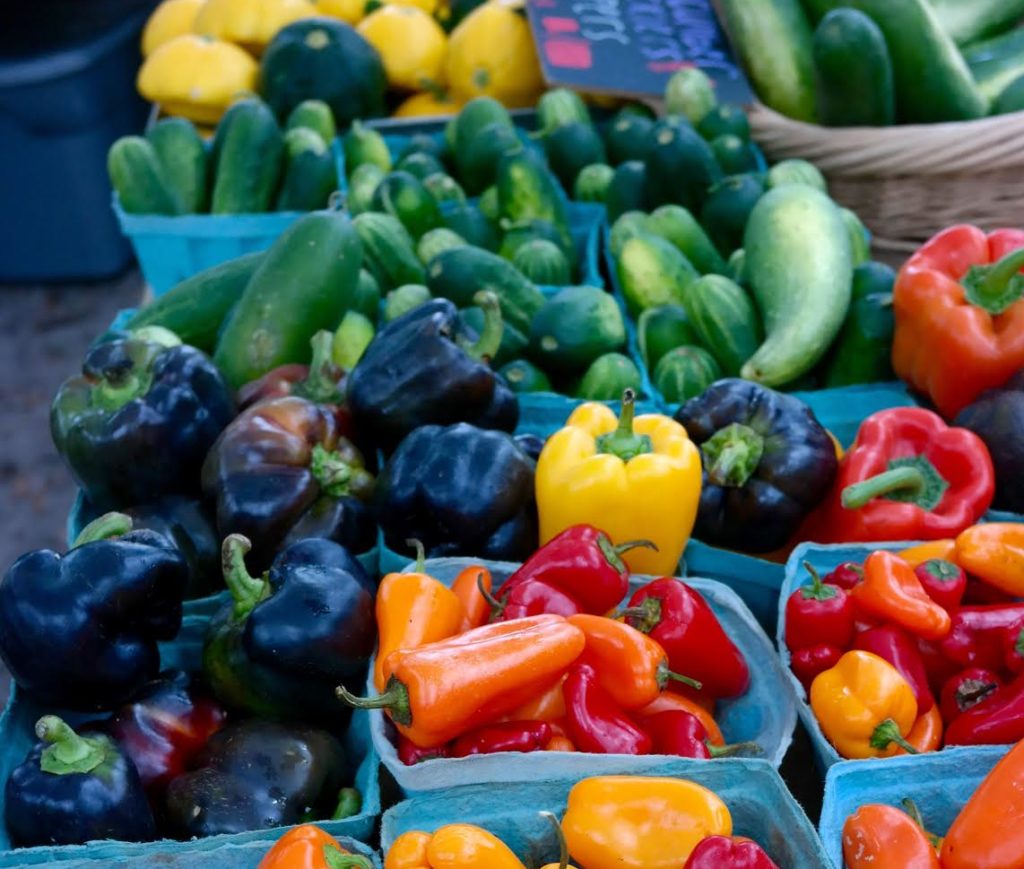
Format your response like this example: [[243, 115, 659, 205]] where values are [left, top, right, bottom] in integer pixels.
[[385, 825, 526, 869], [561, 775, 731, 869], [536, 389, 702, 575], [810, 650, 920, 759]]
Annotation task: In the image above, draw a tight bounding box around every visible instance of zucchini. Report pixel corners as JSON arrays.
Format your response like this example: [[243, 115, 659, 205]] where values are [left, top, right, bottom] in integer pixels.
[[616, 234, 700, 315], [346, 163, 385, 215], [443, 202, 499, 251], [512, 239, 572, 286], [576, 353, 643, 400], [146, 118, 207, 213], [210, 99, 284, 214], [497, 148, 571, 241], [352, 212, 426, 290], [643, 120, 721, 211], [700, 174, 767, 257], [654, 346, 721, 403], [457, 122, 522, 195], [384, 284, 432, 321], [350, 269, 382, 320], [930, 0, 1024, 47], [604, 112, 655, 165], [275, 128, 338, 211], [417, 227, 467, 265], [537, 88, 592, 135], [422, 173, 465, 205], [371, 171, 442, 239], [679, 274, 762, 377], [637, 305, 699, 371], [664, 68, 717, 125], [965, 27, 1024, 105], [710, 135, 760, 175], [528, 285, 626, 374], [766, 159, 827, 192], [108, 136, 182, 216], [696, 104, 751, 142], [813, 9, 895, 127], [543, 122, 607, 192], [499, 359, 552, 393], [343, 120, 391, 176], [646, 205, 727, 275], [461, 307, 528, 368], [573, 164, 615, 203], [606, 161, 650, 221], [285, 100, 336, 143], [608, 211, 652, 259]]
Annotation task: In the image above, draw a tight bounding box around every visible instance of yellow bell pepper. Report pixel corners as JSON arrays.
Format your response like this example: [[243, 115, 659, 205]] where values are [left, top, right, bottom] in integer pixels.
[[562, 776, 731, 869], [810, 650, 919, 759], [195, 0, 317, 54], [385, 825, 526, 869], [536, 389, 702, 575]]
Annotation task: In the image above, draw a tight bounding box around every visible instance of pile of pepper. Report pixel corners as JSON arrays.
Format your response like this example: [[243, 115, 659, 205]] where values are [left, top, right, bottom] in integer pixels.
[[786, 522, 1024, 758], [340, 526, 751, 763]]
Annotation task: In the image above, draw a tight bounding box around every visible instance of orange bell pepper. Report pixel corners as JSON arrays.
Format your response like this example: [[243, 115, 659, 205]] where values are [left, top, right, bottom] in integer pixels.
[[842, 804, 939, 869], [852, 551, 952, 640], [503, 676, 567, 722], [892, 705, 943, 756], [258, 825, 373, 869], [639, 691, 723, 746], [899, 540, 957, 568], [942, 736, 1024, 868], [451, 565, 492, 632], [339, 615, 586, 748], [955, 523, 1024, 597], [374, 542, 464, 691], [385, 831, 432, 869]]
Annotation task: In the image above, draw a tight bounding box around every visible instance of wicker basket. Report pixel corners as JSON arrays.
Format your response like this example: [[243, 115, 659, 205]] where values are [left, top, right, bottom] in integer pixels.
[[749, 103, 1024, 253]]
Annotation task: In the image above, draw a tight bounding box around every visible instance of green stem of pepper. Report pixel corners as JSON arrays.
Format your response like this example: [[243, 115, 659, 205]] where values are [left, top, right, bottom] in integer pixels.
[[221, 534, 270, 621], [406, 538, 426, 573], [706, 740, 763, 759], [458, 291, 503, 361], [332, 787, 362, 820], [294, 331, 344, 404], [72, 512, 133, 548], [870, 719, 918, 754], [962, 247, 1024, 315], [336, 677, 413, 726], [800, 562, 838, 601], [323, 845, 373, 869], [655, 661, 702, 691], [595, 389, 653, 461], [541, 811, 568, 869], [701, 423, 765, 488], [36, 716, 108, 776]]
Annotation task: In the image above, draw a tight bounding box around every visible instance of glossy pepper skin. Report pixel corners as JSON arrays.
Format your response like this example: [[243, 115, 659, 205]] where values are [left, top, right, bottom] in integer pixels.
[[940, 668, 1003, 724], [561, 775, 732, 869], [914, 558, 966, 612], [376, 423, 538, 562], [202, 396, 375, 572], [164, 719, 347, 839], [238, 331, 348, 412], [674, 379, 838, 553], [842, 804, 939, 869], [450, 720, 552, 757], [900, 539, 958, 567], [385, 831, 432, 869], [811, 408, 994, 543], [824, 562, 864, 591], [564, 661, 652, 755], [4, 716, 156, 847], [348, 294, 517, 452], [492, 577, 583, 621], [643, 711, 753, 759], [851, 552, 952, 641], [893, 224, 1024, 419], [791, 644, 843, 691], [425, 824, 527, 869], [940, 604, 1024, 670], [538, 391, 701, 575], [898, 705, 944, 754], [785, 562, 854, 652], [451, 565, 492, 631], [257, 824, 373, 869], [625, 577, 750, 699], [854, 625, 935, 713], [944, 671, 1024, 746], [398, 737, 450, 766], [639, 691, 724, 746], [204, 535, 376, 721], [51, 331, 235, 509], [0, 512, 187, 710], [683, 836, 780, 869], [1005, 619, 1024, 673], [956, 370, 1024, 512], [956, 523, 1024, 597]]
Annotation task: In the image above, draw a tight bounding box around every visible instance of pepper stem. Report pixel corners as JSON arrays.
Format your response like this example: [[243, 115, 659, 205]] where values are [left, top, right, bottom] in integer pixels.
[[458, 291, 503, 361], [93, 369, 150, 412], [324, 846, 373, 869], [479, 573, 505, 619], [901, 799, 943, 849], [706, 740, 763, 759], [35, 716, 107, 775], [541, 811, 568, 869], [870, 718, 918, 754], [800, 562, 838, 602], [221, 535, 269, 621], [595, 389, 653, 461], [72, 512, 132, 547], [406, 539, 426, 573], [130, 326, 182, 349], [336, 677, 413, 726], [332, 787, 362, 820], [961, 247, 1024, 315], [619, 597, 662, 634], [311, 444, 356, 498], [842, 466, 926, 510], [665, 671, 703, 691], [614, 539, 659, 555], [295, 331, 344, 404], [700, 423, 765, 488]]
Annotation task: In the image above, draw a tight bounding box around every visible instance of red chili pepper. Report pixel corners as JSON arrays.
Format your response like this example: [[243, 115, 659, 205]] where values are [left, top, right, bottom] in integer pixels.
[[962, 578, 1019, 606], [785, 562, 855, 652], [563, 662, 651, 755], [939, 668, 1003, 725], [790, 644, 843, 692], [683, 835, 781, 869], [488, 578, 583, 622], [1004, 618, 1024, 674], [449, 720, 552, 757], [914, 559, 967, 612], [945, 671, 1024, 746], [825, 562, 864, 591], [940, 604, 1024, 671], [624, 577, 750, 699], [642, 711, 756, 760], [853, 625, 935, 714], [398, 736, 450, 766]]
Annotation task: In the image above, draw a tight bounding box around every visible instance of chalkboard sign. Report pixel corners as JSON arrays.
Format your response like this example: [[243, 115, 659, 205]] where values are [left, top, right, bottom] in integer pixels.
[[527, 0, 751, 103]]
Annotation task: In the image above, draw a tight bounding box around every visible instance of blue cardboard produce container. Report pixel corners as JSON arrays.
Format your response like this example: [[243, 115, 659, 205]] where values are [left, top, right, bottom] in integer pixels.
[[380, 759, 827, 869]]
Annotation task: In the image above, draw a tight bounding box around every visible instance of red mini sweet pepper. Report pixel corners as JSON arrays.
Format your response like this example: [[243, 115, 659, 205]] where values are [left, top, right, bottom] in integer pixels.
[[487, 578, 583, 622], [449, 720, 552, 757], [563, 662, 651, 755], [398, 736, 450, 766], [1004, 618, 1024, 675], [825, 562, 864, 591], [791, 644, 843, 691], [940, 604, 1024, 671], [914, 559, 967, 612], [785, 562, 855, 652], [945, 671, 1024, 746], [854, 625, 935, 713], [643, 711, 757, 760], [683, 835, 781, 869], [939, 668, 1003, 725], [809, 408, 994, 543]]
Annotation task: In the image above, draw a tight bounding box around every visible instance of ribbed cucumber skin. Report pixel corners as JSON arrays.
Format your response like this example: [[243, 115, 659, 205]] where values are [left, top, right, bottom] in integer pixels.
[[654, 346, 722, 403], [537, 88, 591, 134], [965, 27, 1024, 105], [286, 99, 336, 143], [930, 0, 1024, 47], [616, 235, 700, 316], [371, 171, 442, 240], [275, 129, 338, 211], [646, 205, 727, 275], [352, 212, 425, 291], [108, 137, 182, 215], [211, 100, 284, 214], [680, 275, 762, 377], [813, 9, 894, 126], [146, 118, 208, 213], [497, 149, 570, 239]]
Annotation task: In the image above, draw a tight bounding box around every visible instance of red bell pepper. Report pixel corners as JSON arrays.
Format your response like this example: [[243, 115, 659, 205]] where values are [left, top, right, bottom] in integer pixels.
[[487, 578, 583, 622], [914, 559, 966, 612], [398, 737, 450, 766], [945, 671, 1024, 746], [449, 720, 552, 757], [824, 562, 864, 591], [784, 562, 854, 652], [563, 662, 651, 755], [940, 604, 1024, 671], [853, 625, 935, 713], [236, 331, 347, 410], [642, 711, 756, 759], [939, 668, 1003, 725], [683, 835, 780, 869], [790, 644, 843, 692], [624, 577, 749, 699], [1004, 618, 1024, 674], [809, 408, 994, 543]]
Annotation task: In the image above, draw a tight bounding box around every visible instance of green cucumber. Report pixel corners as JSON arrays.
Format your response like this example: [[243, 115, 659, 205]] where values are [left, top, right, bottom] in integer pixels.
[[646, 205, 728, 275], [679, 274, 762, 377], [458, 122, 522, 195], [499, 359, 552, 393], [417, 227, 467, 265], [604, 112, 655, 165], [285, 100, 336, 143], [371, 171, 442, 239], [443, 202, 499, 251], [696, 104, 751, 142], [210, 99, 284, 214], [146, 118, 207, 213], [497, 148, 571, 241], [537, 88, 592, 135], [384, 284, 432, 321], [653, 346, 721, 403], [741, 184, 853, 386], [841, 208, 871, 266], [710, 135, 760, 175], [606, 161, 650, 221], [821, 291, 894, 387], [275, 128, 338, 211], [700, 174, 767, 257], [343, 120, 391, 176], [332, 311, 374, 370], [350, 269, 382, 320], [643, 120, 721, 211], [346, 163, 385, 215], [608, 211, 652, 259], [637, 305, 699, 370], [851, 260, 896, 300], [123, 252, 263, 352], [965, 27, 1024, 105], [108, 136, 182, 216], [528, 285, 626, 374], [499, 220, 574, 263], [543, 122, 607, 192], [512, 239, 572, 286], [461, 306, 528, 368], [616, 234, 700, 315], [930, 0, 1024, 47], [664, 68, 717, 125], [422, 173, 465, 205], [994, 73, 1024, 114], [396, 151, 446, 181], [352, 212, 425, 290], [573, 164, 615, 203], [812, 9, 894, 127], [213, 212, 361, 387], [397, 133, 448, 165], [479, 186, 500, 222], [576, 353, 643, 400], [766, 159, 827, 192], [728, 249, 748, 286], [451, 97, 513, 154]]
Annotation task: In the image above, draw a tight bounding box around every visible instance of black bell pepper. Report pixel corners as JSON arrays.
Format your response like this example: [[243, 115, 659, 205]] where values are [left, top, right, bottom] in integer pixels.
[[203, 535, 376, 720], [955, 370, 1024, 512], [202, 396, 376, 572], [514, 432, 547, 462], [163, 719, 350, 839], [0, 513, 187, 710], [50, 329, 235, 510], [5, 716, 156, 847], [375, 422, 538, 561], [674, 379, 838, 552], [347, 292, 518, 451]]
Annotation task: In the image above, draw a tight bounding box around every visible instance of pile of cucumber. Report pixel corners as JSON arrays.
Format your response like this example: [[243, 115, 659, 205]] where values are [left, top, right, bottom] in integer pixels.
[[108, 98, 340, 216]]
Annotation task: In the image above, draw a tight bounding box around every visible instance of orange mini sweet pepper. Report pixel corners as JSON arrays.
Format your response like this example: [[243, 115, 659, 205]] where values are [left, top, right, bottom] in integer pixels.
[[385, 825, 526, 869], [451, 566, 492, 632], [955, 523, 1024, 598], [385, 831, 432, 869], [898, 540, 957, 568], [842, 804, 939, 869], [893, 705, 943, 756], [852, 551, 952, 640], [503, 676, 567, 723], [258, 825, 373, 869]]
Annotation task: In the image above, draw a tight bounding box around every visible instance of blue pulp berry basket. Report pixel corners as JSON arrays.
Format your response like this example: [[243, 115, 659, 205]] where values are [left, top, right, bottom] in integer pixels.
[[818, 746, 1011, 869], [363, 557, 796, 796], [380, 759, 828, 869]]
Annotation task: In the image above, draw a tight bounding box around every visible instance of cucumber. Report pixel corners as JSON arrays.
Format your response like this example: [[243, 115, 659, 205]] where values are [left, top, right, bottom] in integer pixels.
[[499, 359, 552, 393], [821, 291, 894, 387], [528, 285, 626, 374], [213, 212, 362, 387], [350, 269, 382, 320], [965, 27, 1024, 105], [643, 120, 721, 211], [616, 234, 700, 315], [728, 249, 747, 286], [443, 202, 499, 251], [497, 148, 571, 242], [332, 311, 374, 370], [654, 346, 721, 403], [457, 122, 522, 195], [573, 164, 614, 203], [479, 186, 500, 222], [930, 0, 1024, 47], [696, 104, 751, 142], [384, 284, 432, 321], [352, 212, 426, 290], [107, 136, 182, 215], [604, 112, 655, 165], [146, 118, 207, 213], [537, 88, 591, 135], [346, 163, 385, 215], [664, 68, 717, 125], [417, 227, 467, 265], [813, 9, 894, 127], [679, 274, 762, 377], [715, 0, 818, 121], [994, 74, 1024, 115], [543, 122, 607, 192], [343, 120, 391, 176], [851, 260, 895, 300], [123, 251, 263, 352], [426, 246, 545, 333], [766, 159, 827, 192], [606, 161, 650, 221], [210, 99, 284, 214], [398, 133, 449, 166], [371, 171, 442, 239], [841, 208, 871, 266], [741, 184, 853, 387], [422, 173, 465, 205], [710, 135, 760, 175], [285, 100, 336, 143], [608, 211, 652, 259], [451, 97, 513, 154], [700, 174, 767, 257], [576, 353, 643, 400], [637, 305, 699, 371], [646, 205, 728, 275], [396, 151, 446, 181], [512, 239, 572, 286], [275, 128, 338, 211], [499, 220, 574, 263], [461, 306, 528, 368]]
